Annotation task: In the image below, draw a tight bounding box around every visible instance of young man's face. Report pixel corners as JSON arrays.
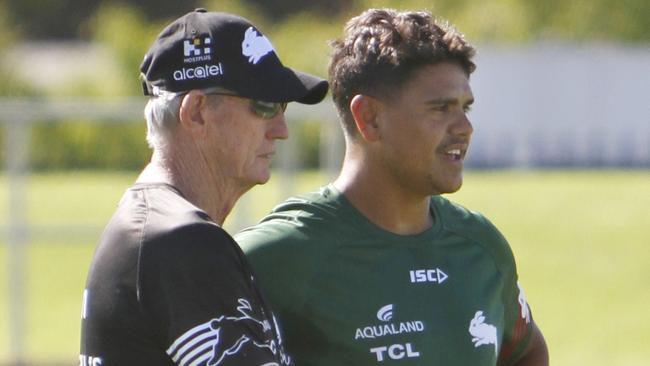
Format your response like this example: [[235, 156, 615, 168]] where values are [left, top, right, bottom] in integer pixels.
[[375, 62, 474, 196]]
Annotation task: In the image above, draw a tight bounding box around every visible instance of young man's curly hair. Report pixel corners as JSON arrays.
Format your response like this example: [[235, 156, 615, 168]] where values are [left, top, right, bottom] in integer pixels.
[[329, 9, 476, 136]]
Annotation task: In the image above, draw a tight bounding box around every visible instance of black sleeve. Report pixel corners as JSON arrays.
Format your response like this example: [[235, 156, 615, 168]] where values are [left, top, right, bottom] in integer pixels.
[[138, 223, 282, 366]]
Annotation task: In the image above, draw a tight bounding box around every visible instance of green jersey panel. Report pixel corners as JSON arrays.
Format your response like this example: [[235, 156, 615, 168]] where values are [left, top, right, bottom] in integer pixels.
[[237, 185, 533, 366]]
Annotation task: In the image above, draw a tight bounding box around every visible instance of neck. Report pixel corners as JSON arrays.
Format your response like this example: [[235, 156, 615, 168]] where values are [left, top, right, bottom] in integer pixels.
[[136, 149, 246, 225], [333, 145, 433, 235]]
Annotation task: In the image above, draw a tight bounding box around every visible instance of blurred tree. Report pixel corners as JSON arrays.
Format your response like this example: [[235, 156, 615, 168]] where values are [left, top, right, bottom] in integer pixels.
[[348, 0, 650, 42], [4, 0, 650, 42], [5, 0, 200, 39], [0, 0, 36, 97], [5, 0, 649, 171], [201, 0, 269, 28], [30, 121, 150, 170], [523, 0, 650, 42], [91, 3, 163, 95], [266, 10, 341, 77], [444, 0, 533, 43], [245, 0, 349, 20], [6, 0, 103, 39], [0, 0, 15, 49]]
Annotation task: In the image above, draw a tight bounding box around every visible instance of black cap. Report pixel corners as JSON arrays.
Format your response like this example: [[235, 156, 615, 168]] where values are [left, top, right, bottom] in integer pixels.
[[140, 9, 328, 104]]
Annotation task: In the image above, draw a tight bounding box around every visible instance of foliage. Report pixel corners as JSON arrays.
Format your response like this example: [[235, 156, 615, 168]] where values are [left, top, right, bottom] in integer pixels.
[[266, 11, 341, 77], [29, 121, 151, 171], [347, 0, 650, 42], [2, 0, 650, 171], [0, 0, 35, 97], [201, 0, 268, 27], [0, 0, 14, 50], [90, 3, 166, 96], [524, 0, 650, 42], [4, 0, 650, 42], [4, 0, 200, 40]]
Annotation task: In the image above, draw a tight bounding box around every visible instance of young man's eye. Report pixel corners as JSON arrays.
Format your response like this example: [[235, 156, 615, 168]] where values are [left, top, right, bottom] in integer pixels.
[[463, 105, 472, 113], [433, 104, 449, 112]]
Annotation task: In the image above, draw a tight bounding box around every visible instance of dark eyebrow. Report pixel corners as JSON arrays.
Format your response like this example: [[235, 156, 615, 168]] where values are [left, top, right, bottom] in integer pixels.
[[425, 97, 475, 106]]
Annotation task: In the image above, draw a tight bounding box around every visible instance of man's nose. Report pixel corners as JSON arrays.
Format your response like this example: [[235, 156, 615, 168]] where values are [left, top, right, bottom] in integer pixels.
[[452, 112, 473, 137], [266, 113, 289, 140]]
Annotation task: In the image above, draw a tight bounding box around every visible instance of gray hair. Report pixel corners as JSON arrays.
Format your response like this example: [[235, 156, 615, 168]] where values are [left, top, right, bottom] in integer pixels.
[[143, 87, 231, 149], [143, 92, 182, 150]]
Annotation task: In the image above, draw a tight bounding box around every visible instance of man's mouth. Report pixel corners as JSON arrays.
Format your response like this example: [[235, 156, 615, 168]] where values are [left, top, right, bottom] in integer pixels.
[[443, 146, 466, 161], [445, 148, 462, 159]]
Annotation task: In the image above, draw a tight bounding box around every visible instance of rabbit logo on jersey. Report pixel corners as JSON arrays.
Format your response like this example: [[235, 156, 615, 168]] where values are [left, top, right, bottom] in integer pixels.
[[517, 282, 531, 324], [166, 298, 291, 366], [468, 311, 498, 355]]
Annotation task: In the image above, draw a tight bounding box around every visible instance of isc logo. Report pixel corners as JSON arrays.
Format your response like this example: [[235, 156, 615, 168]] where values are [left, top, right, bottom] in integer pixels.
[[370, 343, 420, 362], [409, 268, 448, 284]]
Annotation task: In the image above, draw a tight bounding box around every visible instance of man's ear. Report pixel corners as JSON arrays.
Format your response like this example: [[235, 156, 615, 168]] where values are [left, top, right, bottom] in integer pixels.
[[178, 90, 208, 135], [349, 94, 382, 142]]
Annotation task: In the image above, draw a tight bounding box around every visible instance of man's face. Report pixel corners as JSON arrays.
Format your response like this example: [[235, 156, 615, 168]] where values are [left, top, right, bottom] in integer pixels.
[[204, 95, 288, 189], [375, 62, 474, 196]]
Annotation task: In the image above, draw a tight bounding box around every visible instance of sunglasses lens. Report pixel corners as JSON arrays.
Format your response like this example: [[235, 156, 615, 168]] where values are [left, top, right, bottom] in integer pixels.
[[250, 100, 287, 119]]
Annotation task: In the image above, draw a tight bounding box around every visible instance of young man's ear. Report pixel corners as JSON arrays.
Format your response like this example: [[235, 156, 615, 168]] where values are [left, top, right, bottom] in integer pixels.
[[178, 90, 208, 135], [349, 94, 382, 142]]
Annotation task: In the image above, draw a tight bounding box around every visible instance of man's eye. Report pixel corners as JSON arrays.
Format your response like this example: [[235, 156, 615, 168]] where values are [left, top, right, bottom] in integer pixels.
[[433, 104, 449, 112], [463, 105, 472, 113]]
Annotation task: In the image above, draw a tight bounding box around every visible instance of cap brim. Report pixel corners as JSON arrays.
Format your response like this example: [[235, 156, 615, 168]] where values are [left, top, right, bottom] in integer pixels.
[[250, 67, 328, 105], [287, 68, 329, 104]]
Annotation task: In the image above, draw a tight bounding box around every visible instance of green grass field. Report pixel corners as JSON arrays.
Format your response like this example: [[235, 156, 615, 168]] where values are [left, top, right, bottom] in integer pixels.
[[1, 170, 649, 365]]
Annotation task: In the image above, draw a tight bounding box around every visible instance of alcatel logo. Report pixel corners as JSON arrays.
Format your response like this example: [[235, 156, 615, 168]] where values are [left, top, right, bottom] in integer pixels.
[[173, 63, 224, 81]]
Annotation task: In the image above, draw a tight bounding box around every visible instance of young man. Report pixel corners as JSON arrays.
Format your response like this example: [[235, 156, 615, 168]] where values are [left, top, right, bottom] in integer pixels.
[[79, 9, 328, 366], [237, 9, 548, 365]]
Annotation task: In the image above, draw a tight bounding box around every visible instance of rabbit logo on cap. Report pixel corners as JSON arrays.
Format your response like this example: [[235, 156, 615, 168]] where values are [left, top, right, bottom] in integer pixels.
[[242, 27, 275, 64]]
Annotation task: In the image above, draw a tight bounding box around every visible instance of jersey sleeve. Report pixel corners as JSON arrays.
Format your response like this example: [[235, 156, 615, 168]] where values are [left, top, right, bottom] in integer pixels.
[[489, 224, 535, 364], [137, 223, 282, 366]]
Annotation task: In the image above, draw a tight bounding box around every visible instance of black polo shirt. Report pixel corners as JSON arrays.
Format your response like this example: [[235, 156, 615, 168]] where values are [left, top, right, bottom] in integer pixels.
[[80, 183, 292, 366]]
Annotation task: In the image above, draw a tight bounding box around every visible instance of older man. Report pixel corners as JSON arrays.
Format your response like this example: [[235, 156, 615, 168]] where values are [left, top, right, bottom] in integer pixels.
[[79, 9, 327, 366], [238, 8, 548, 366]]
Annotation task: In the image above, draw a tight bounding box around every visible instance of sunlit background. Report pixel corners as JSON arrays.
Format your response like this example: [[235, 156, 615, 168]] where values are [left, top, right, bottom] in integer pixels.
[[1, 0, 649, 364]]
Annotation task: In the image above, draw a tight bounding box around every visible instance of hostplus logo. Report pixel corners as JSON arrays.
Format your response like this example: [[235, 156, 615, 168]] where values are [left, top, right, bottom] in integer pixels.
[[184, 37, 212, 63], [174, 36, 224, 82], [355, 304, 423, 362]]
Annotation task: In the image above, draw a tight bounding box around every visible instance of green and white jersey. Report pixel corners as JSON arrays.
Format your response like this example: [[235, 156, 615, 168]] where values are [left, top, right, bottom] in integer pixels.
[[237, 185, 533, 366]]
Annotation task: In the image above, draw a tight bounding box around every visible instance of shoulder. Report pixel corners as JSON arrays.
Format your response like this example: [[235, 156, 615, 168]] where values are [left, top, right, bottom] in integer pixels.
[[237, 188, 340, 251], [236, 188, 343, 280], [124, 185, 243, 269], [432, 195, 516, 271]]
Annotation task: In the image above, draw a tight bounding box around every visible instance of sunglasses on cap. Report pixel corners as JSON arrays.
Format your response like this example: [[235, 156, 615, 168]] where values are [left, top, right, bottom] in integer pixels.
[[202, 87, 287, 119]]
